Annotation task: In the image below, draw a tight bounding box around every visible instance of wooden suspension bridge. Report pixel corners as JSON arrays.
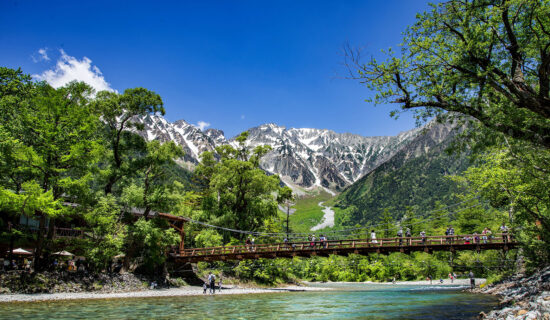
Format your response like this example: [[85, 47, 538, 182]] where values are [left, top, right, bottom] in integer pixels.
[[171, 234, 517, 264]]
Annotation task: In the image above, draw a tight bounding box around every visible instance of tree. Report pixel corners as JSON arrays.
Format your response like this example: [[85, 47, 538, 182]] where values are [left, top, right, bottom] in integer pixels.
[[195, 132, 283, 239], [380, 208, 395, 238], [277, 186, 294, 239], [351, 0, 550, 149], [0, 70, 103, 267], [135, 140, 184, 218], [83, 195, 126, 271], [462, 143, 550, 267], [92, 88, 164, 195]]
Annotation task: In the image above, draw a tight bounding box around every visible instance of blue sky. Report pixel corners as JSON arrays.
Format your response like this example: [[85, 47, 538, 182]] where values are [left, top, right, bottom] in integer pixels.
[[1, 0, 432, 138]]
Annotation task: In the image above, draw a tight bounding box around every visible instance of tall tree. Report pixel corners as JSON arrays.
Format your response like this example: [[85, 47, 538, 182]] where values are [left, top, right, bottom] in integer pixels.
[[196, 132, 284, 238], [92, 88, 164, 195], [0, 70, 103, 267], [351, 0, 550, 149]]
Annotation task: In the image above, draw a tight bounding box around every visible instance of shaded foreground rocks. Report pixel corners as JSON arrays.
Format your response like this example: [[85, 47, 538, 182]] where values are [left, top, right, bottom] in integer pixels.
[[0, 271, 169, 294], [475, 266, 550, 320]]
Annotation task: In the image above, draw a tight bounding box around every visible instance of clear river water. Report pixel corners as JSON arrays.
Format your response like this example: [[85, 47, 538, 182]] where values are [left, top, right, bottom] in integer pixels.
[[0, 283, 499, 319]]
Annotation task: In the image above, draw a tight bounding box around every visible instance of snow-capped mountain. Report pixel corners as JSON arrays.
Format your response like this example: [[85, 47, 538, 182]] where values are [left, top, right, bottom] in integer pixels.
[[133, 114, 424, 192]]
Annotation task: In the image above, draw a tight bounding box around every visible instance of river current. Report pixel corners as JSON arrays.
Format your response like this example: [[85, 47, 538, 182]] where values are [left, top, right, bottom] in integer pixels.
[[0, 283, 498, 319]]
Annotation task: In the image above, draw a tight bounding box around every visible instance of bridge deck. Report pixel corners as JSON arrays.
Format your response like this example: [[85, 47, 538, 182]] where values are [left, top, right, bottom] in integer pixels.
[[172, 234, 517, 263]]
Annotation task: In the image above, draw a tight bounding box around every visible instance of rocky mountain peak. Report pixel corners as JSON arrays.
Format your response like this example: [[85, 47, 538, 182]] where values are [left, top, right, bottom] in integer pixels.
[[134, 114, 448, 194]]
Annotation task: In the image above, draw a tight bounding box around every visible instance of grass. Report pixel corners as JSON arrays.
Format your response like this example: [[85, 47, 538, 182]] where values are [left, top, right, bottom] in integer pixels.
[[286, 191, 335, 235]]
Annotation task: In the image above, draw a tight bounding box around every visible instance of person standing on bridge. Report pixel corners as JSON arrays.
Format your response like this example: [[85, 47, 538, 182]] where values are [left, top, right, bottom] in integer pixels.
[[405, 228, 412, 245], [420, 230, 426, 245], [500, 223, 509, 243], [397, 228, 403, 246], [371, 230, 378, 244], [481, 228, 489, 244], [246, 237, 251, 251]]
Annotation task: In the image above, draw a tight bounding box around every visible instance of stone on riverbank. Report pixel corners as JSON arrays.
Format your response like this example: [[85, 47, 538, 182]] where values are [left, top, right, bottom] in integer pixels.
[[476, 266, 550, 320]]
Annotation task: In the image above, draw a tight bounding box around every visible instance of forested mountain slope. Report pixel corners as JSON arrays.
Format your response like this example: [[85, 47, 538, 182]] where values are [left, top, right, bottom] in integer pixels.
[[334, 121, 470, 225]]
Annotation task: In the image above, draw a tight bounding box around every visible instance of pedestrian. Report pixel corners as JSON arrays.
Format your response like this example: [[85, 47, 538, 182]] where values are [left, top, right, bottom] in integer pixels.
[[284, 237, 289, 249], [420, 230, 427, 245], [500, 223, 509, 243], [482, 227, 489, 244], [310, 235, 316, 248], [208, 272, 216, 294], [448, 272, 454, 283], [397, 228, 403, 246], [473, 232, 480, 244], [469, 270, 475, 289], [371, 230, 378, 244], [251, 238, 255, 251], [405, 228, 412, 245], [246, 237, 251, 251], [203, 282, 207, 294]]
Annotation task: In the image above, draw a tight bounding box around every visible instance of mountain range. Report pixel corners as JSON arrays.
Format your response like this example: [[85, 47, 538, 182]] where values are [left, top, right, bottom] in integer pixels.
[[132, 114, 457, 195]]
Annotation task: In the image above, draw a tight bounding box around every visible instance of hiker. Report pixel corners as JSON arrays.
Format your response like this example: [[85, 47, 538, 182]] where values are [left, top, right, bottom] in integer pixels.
[[464, 235, 471, 244], [310, 235, 316, 248], [203, 282, 207, 294], [420, 230, 427, 245], [251, 238, 255, 251], [405, 228, 412, 245], [284, 237, 289, 249], [448, 272, 454, 283], [208, 272, 216, 294], [371, 230, 378, 244], [481, 227, 489, 244], [500, 223, 509, 243], [397, 228, 403, 246], [246, 237, 251, 251], [469, 270, 475, 289], [473, 232, 480, 244]]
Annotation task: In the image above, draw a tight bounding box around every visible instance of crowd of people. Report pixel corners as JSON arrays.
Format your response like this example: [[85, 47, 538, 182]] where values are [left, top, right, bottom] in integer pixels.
[[254, 223, 512, 250]]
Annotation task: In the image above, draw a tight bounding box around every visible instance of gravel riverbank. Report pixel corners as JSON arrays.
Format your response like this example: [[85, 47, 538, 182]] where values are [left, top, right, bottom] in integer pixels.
[[0, 284, 329, 303]]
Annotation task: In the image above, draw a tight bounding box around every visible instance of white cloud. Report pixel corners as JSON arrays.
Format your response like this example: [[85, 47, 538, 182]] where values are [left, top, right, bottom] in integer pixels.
[[33, 49, 114, 93], [195, 121, 211, 131], [38, 48, 50, 61], [31, 47, 50, 62]]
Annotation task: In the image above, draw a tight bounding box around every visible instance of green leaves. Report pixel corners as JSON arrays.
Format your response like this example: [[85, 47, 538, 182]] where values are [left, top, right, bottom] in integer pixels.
[[353, 0, 550, 149], [194, 131, 285, 240]]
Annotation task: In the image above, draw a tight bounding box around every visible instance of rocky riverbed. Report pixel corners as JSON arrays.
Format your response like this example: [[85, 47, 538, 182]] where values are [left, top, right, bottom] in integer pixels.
[[0, 271, 153, 294], [475, 266, 550, 320]]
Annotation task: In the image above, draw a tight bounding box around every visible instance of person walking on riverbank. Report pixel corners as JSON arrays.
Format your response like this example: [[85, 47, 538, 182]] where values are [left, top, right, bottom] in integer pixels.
[[469, 271, 475, 289], [208, 272, 216, 294]]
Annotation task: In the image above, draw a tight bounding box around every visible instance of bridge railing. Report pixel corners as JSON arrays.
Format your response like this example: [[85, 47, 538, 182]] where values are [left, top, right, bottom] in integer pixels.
[[179, 233, 511, 257]]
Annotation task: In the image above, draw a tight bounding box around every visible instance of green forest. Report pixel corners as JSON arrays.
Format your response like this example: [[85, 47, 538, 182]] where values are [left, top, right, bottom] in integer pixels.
[[2, 0, 550, 286]]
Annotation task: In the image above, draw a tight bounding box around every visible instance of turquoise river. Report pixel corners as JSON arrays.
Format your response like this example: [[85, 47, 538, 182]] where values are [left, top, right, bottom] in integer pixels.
[[0, 283, 499, 319]]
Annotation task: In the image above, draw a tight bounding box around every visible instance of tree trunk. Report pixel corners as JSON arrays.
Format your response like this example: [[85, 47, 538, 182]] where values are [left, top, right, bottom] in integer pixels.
[[34, 214, 46, 271]]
